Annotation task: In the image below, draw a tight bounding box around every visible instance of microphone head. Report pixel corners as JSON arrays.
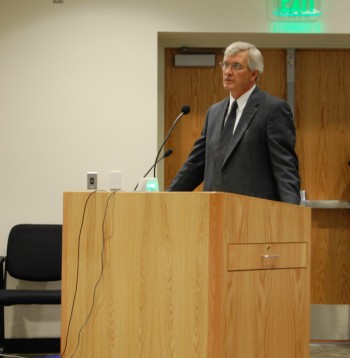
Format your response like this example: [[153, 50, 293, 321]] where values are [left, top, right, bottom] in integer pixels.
[[181, 105, 191, 115], [164, 149, 173, 158]]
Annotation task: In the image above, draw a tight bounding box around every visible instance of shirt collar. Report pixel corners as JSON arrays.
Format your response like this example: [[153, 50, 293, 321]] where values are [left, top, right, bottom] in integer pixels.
[[229, 85, 256, 111]]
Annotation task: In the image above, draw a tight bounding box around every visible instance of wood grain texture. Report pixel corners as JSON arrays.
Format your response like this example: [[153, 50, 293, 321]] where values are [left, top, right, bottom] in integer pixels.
[[227, 243, 308, 271], [295, 49, 350, 200], [62, 192, 311, 357], [164, 49, 287, 189], [311, 209, 350, 304], [62, 192, 210, 357], [164, 47, 350, 310], [219, 194, 311, 357], [224, 269, 308, 357], [293, 49, 350, 304]]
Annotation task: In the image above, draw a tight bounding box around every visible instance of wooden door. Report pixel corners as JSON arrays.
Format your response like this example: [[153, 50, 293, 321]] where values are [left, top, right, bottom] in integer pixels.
[[294, 49, 350, 303], [294, 49, 350, 201], [164, 47, 350, 305], [164, 48, 287, 189]]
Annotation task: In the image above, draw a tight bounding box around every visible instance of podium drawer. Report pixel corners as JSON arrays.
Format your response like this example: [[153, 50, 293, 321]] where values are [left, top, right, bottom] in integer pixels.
[[227, 243, 308, 271]]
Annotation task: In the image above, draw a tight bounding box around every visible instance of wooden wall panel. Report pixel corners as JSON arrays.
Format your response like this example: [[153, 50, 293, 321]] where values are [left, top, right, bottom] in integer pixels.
[[294, 49, 350, 304], [164, 48, 350, 305], [164, 48, 287, 189], [311, 209, 350, 304], [295, 49, 350, 200]]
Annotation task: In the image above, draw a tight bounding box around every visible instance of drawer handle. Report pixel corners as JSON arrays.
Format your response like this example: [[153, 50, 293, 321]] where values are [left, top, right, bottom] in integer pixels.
[[261, 255, 280, 259]]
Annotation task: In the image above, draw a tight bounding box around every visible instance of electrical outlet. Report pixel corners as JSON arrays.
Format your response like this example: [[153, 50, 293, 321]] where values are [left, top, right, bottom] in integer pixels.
[[87, 172, 97, 190]]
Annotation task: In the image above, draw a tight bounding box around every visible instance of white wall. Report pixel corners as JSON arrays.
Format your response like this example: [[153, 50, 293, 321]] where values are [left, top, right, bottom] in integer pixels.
[[0, 0, 349, 340]]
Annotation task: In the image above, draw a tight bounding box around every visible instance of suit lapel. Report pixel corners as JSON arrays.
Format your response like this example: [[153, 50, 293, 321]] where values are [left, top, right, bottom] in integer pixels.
[[218, 98, 230, 132], [213, 98, 230, 156], [222, 87, 261, 168]]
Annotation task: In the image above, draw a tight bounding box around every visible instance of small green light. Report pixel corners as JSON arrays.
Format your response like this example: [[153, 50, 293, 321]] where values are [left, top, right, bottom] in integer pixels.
[[145, 178, 159, 192], [270, 21, 323, 33]]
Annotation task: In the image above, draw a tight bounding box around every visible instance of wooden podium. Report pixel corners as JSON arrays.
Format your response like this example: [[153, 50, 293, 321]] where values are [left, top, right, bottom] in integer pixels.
[[61, 192, 311, 357]]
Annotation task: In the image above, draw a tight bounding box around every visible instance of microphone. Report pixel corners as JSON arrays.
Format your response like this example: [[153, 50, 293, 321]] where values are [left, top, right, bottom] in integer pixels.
[[153, 105, 190, 177], [134, 149, 173, 191]]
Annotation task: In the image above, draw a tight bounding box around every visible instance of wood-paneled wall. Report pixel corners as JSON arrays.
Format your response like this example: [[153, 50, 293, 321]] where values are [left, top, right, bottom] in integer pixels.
[[164, 48, 350, 304], [294, 49, 350, 201], [311, 209, 350, 303], [294, 50, 350, 303], [164, 48, 287, 189]]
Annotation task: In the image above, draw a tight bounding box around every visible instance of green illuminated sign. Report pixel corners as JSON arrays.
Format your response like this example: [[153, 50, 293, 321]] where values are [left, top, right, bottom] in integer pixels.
[[272, 0, 322, 18]]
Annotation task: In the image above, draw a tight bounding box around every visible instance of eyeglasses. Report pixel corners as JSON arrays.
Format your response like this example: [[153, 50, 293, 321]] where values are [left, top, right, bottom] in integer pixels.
[[219, 61, 246, 71]]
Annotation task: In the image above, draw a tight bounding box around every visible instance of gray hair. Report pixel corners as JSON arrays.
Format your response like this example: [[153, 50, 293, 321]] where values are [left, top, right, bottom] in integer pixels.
[[224, 42, 264, 79]]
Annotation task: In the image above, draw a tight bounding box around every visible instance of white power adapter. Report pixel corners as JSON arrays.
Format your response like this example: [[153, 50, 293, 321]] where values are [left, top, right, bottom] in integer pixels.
[[110, 171, 121, 191]]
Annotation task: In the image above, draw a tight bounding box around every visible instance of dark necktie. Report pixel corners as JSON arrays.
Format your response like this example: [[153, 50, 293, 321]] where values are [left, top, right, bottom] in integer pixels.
[[219, 101, 238, 162]]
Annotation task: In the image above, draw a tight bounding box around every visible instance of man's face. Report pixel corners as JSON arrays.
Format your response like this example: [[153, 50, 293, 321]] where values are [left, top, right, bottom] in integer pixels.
[[222, 50, 259, 99]]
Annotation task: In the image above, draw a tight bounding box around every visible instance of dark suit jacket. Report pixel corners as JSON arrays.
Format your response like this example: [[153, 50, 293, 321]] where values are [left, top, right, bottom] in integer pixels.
[[167, 87, 301, 205]]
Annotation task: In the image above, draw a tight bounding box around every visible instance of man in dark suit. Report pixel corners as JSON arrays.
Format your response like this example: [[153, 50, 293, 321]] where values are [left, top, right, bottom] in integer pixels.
[[167, 42, 301, 205]]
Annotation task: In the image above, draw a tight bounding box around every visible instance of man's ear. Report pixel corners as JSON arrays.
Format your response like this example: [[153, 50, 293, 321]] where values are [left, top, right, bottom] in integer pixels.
[[251, 70, 259, 83]]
